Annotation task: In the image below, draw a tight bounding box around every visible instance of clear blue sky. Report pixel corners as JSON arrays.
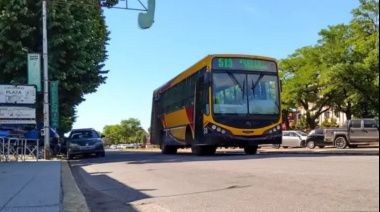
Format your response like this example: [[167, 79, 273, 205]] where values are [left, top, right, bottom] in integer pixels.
[[72, 0, 360, 132]]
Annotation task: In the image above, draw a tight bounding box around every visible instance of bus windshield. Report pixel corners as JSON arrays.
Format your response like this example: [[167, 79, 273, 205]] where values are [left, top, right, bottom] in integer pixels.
[[212, 72, 280, 115]]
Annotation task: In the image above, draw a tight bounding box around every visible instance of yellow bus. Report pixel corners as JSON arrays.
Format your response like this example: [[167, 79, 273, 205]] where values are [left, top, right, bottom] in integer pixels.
[[150, 54, 282, 155]]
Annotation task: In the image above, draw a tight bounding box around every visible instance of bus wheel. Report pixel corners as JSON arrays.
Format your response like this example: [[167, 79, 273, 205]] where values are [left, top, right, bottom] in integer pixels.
[[244, 146, 258, 155], [192, 145, 203, 156], [192, 145, 215, 156], [204, 146, 217, 155], [161, 144, 178, 155]]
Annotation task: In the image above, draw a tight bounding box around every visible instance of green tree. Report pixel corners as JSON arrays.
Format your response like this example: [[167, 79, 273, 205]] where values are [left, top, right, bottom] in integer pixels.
[[135, 129, 147, 143], [0, 0, 117, 135], [280, 46, 331, 129], [120, 118, 144, 141], [318, 0, 379, 119], [103, 125, 123, 144]]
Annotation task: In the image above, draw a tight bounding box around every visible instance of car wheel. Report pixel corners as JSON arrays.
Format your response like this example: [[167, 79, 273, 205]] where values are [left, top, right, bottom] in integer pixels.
[[319, 146, 325, 149], [67, 153, 74, 160], [273, 144, 281, 149], [307, 141, 316, 149], [335, 137, 348, 149], [300, 141, 306, 148]]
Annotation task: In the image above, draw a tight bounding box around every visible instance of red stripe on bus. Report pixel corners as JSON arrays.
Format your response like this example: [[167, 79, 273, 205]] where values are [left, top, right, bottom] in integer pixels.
[[185, 107, 194, 131]]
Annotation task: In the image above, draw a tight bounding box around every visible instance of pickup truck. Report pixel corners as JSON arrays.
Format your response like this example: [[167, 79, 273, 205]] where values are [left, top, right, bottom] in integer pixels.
[[324, 119, 379, 149]]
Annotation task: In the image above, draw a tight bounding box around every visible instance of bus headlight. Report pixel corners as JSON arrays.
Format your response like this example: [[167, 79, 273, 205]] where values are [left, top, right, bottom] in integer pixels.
[[206, 124, 231, 136], [264, 125, 282, 135]]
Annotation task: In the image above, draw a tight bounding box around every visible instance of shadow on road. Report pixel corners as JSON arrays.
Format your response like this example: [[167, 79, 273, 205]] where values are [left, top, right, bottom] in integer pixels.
[[70, 159, 149, 212], [68, 149, 372, 167]]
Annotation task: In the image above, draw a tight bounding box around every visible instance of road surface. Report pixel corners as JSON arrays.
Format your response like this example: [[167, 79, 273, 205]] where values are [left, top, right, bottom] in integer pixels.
[[69, 150, 379, 212]]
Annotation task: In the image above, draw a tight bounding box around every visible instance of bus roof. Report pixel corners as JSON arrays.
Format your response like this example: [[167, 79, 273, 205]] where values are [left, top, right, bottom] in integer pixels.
[[154, 54, 278, 94]]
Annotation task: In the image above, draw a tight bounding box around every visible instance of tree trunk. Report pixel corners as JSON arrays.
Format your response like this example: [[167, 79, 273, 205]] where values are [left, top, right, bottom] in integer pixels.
[[345, 101, 352, 120], [306, 112, 316, 130], [282, 110, 290, 130]]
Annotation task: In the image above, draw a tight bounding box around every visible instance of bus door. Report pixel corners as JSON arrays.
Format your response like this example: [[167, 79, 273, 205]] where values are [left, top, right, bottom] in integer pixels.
[[194, 77, 207, 144]]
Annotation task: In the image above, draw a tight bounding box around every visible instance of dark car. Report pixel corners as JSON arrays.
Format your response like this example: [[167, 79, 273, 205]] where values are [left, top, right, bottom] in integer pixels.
[[66, 128, 105, 160], [306, 129, 329, 149]]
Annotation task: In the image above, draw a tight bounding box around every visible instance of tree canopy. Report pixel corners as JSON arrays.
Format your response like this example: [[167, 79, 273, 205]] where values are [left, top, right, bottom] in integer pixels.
[[280, 0, 379, 129], [0, 0, 118, 134], [103, 118, 148, 145]]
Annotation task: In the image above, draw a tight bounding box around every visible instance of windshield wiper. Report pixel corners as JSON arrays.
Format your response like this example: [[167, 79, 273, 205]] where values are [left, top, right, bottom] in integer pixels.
[[251, 72, 265, 96], [227, 71, 244, 93]]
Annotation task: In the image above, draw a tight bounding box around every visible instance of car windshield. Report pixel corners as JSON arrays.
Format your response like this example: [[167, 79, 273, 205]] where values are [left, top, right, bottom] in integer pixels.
[[296, 131, 308, 136], [71, 130, 99, 139], [212, 72, 280, 115]]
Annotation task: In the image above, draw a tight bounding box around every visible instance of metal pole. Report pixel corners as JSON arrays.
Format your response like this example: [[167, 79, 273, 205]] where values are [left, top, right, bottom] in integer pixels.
[[42, 0, 50, 160]]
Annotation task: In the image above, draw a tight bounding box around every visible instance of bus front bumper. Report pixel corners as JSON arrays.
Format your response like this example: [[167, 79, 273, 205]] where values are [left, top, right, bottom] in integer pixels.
[[202, 133, 282, 147]]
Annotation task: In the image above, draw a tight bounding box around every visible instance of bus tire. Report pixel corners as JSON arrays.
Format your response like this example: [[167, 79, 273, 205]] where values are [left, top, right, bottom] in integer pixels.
[[160, 131, 177, 155], [244, 146, 258, 155], [185, 127, 194, 145], [192, 145, 216, 156], [161, 144, 178, 155]]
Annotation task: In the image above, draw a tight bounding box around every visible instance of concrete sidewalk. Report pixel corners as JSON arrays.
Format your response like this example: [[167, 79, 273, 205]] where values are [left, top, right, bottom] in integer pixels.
[[0, 161, 61, 212]]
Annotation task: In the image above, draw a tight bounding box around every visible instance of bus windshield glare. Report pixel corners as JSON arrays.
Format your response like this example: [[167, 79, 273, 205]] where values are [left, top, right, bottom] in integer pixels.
[[212, 72, 280, 115]]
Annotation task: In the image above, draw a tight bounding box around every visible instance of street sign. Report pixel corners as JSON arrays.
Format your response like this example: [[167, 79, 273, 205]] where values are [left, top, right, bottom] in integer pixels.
[[27, 53, 42, 92], [0, 120, 37, 125], [50, 81, 59, 128], [0, 106, 36, 119], [0, 85, 37, 105]]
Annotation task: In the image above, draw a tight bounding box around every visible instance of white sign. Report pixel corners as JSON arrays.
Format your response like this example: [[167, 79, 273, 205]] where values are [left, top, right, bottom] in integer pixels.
[[0, 120, 37, 125], [0, 107, 36, 119], [0, 85, 37, 104]]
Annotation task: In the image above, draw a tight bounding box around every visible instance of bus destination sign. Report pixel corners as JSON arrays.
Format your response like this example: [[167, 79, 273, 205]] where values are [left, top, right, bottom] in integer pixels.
[[212, 57, 277, 72]]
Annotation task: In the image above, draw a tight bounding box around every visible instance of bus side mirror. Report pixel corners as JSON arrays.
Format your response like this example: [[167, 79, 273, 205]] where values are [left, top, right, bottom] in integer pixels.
[[204, 72, 212, 85]]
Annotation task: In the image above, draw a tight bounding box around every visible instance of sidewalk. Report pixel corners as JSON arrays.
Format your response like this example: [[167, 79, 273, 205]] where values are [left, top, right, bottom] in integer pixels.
[[0, 160, 89, 212], [0, 161, 61, 212]]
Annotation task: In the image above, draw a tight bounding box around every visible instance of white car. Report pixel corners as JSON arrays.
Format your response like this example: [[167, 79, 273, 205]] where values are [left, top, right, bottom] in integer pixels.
[[273, 130, 308, 149], [109, 145, 117, 149]]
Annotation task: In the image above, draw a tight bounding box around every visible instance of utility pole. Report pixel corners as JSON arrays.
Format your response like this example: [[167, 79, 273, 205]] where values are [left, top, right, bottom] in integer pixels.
[[42, 0, 50, 160]]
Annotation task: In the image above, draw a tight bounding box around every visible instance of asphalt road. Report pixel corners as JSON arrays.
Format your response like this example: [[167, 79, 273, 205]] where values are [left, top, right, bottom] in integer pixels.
[[69, 150, 379, 212]]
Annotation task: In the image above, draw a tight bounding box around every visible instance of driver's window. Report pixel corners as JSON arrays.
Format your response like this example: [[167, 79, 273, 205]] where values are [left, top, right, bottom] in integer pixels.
[[289, 132, 297, 137]]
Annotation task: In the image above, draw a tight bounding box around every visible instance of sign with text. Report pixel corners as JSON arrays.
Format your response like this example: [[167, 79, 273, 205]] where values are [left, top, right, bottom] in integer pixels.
[[0, 85, 37, 105], [50, 81, 59, 128], [0, 107, 36, 119], [0, 119, 37, 125], [27, 53, 42, 92]]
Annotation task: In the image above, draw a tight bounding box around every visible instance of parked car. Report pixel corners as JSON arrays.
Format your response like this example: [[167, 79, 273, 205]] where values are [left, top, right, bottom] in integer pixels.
[[324, 119, 379, 149], [66, 128, 106, 160], [273, 130, 308, 149], [306, 129, 330, 149]]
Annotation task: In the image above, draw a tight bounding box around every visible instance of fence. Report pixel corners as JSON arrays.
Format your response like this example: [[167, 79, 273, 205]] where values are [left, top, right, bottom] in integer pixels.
[[0, 137, 41, 162]]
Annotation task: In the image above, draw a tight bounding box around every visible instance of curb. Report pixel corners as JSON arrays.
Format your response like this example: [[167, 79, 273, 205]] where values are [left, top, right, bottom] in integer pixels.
[[258, 150, 379, 156], [61, 160, 90, 212]]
